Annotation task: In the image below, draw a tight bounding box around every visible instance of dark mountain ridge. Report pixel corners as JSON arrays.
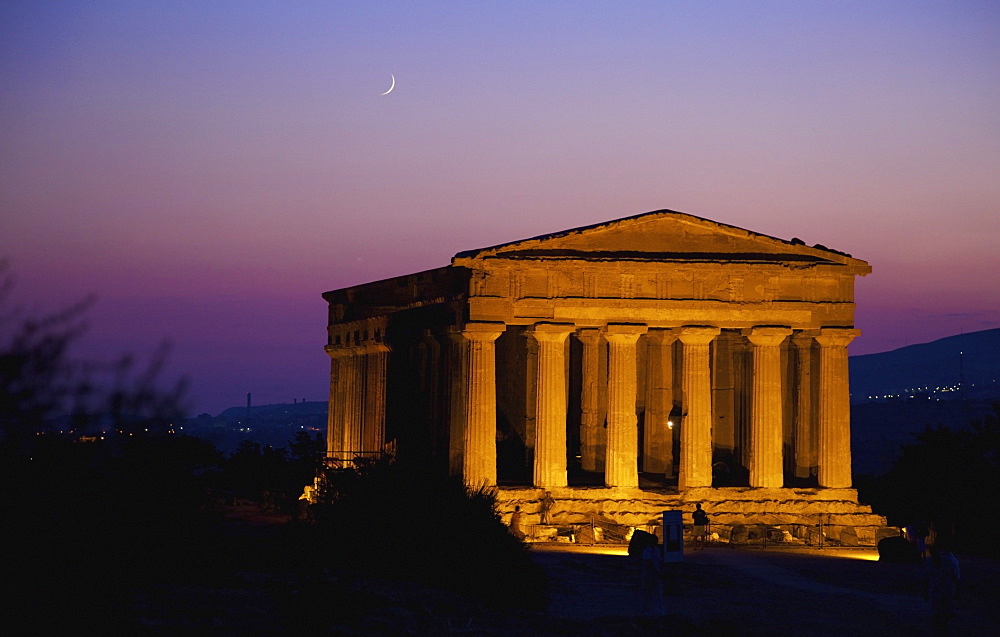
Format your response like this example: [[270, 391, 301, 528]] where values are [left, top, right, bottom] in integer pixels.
[[849, 327, 999, 475], [850, 328, 1000, 403]]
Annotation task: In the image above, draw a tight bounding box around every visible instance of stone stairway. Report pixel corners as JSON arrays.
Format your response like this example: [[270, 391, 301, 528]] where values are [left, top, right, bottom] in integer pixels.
[[497, 485, 888, 545]]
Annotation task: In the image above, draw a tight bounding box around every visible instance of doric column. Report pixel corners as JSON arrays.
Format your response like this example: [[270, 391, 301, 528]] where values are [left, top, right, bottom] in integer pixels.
[[577, 329, 603, 472], [815, 328, 860, 488], [644, 329, 678, 476], [792, 332, 817, 479], [362, 342, 390, 455], [603, 324, 647, 488], [460, 322, 505, 488], [678, 326, 721, 490], [324, 346, 341, 461], [744, 327, 792, 488], [324, 342, 364, 466], [446, 329, 467, 477], [341, 347, 364, 461], [528, 323, 575, 488], [523, 330, 538, 464]]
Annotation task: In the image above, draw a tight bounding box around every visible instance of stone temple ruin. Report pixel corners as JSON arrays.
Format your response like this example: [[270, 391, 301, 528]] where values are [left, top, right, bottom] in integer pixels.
[[322, 210, 886, 545]]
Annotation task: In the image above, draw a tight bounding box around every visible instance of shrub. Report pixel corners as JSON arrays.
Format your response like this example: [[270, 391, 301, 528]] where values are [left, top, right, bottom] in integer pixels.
[[314, 457, 547, 610]]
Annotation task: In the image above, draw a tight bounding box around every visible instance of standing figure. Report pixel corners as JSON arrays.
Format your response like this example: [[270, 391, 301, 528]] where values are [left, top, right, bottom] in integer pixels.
[[692, 503, 709, 550], [509, 505, 526, 540], [539, 491, 555, 525]]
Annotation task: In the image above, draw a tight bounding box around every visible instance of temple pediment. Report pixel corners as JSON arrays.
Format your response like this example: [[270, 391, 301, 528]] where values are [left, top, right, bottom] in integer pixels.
[[454, 210, 870, 273]]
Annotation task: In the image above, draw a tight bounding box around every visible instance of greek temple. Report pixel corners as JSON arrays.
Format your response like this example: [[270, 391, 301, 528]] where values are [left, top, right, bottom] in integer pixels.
[[322, 210, 885, 543]]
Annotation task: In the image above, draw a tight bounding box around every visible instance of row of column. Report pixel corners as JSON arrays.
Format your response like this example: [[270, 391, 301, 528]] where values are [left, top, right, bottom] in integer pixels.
[[325, 339, 389, 466], [454, 322, 858, 491]]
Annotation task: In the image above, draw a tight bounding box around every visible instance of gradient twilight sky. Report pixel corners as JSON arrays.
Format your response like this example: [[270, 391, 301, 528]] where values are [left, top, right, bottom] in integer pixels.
[[2, 2, 998, 415]]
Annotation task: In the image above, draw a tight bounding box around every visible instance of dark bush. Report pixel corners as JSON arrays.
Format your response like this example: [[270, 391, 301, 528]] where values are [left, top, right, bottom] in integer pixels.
[[315, 457, 547, 610]]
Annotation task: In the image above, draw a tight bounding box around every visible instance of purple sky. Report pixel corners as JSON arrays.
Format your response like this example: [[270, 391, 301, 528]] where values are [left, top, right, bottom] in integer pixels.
[[3, 2, 998, 415]]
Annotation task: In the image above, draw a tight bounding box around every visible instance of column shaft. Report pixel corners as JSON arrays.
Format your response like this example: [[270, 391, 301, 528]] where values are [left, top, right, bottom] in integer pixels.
[[447, 329, 466, 477], [362, 344, 390, 455], [604, 324, 647, 488], [325, 349, 341, 461], [577, 329, 603, 472], [461, 323, 504, 488], [744, 327, 791, 487], [528, 324, 574, 487], [644, 330, 677, 476], [816, 328, 859, 488], [678, 327, 721, 490], [341, 350, 364, 461], [792, 333, 817, 479]]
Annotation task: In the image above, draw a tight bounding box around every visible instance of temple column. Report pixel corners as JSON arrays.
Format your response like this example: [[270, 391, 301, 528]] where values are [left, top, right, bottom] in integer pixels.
[[815, 328, 860, 488], [324, 341, 364, 466], [362, 342, 390, 455], [678, 327, 720, 490], [446, 329, 467, 477], [792, 332, 817, 479], [603, 324, 647, 488], [744, 327, 792, 488], [644, 329, 677, 476], [341, 347, 364, 462], [324, 346, 341, 462], [577, 329, 603, 472], [460, 322, 505, 488], [523, 331, 538, 470], [528, 323, 574, 488]]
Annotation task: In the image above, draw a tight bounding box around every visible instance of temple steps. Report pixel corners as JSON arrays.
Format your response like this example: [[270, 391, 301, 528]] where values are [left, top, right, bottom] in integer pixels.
[[497, 486, 888, 545]]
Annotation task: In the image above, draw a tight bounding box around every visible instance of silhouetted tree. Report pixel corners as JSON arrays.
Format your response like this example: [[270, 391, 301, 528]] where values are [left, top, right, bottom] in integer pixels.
[[0, 260, 187, 454], [313, 457, 548, 610], [860, 403, 1000, 556], [0, 260, 202, 632]]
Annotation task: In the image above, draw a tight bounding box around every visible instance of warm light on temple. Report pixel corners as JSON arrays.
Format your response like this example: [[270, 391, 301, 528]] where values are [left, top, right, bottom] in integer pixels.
[[323, 211, 882, 544]]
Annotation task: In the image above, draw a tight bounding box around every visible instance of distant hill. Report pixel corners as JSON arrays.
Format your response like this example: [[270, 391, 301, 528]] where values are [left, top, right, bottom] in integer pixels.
[[850, 328, 1000, 404], [849, 328, 1000, 475], [184, 401, 327, 454], [215, 400, 327, 421]]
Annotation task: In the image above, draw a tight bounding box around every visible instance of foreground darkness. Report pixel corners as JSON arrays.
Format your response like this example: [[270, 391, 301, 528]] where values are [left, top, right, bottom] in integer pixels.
[[1, 436, 546, 634], [3, 422, 999, 635]]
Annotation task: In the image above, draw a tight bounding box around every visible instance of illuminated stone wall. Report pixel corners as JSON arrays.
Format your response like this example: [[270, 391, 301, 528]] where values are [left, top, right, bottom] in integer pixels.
[[322, 210, 872, 503]]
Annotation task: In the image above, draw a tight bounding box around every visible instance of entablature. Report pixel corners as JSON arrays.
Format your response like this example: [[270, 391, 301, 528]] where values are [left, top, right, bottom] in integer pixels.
[[466, 296, 855, 331], [467, 260, 857, 305]]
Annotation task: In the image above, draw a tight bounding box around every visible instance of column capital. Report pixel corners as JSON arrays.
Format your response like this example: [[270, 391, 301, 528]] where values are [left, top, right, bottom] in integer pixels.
[[325, 344, 357, 358], [743, 326, 792, 347], [677, 326, 721, 346], [603, 323, 647, 344], [576, 328, 602, 345], [527, 322, 575, 343], [815, 328, 861, 348], [645, 328, 679, 346], [460, 322, 505, 342], [359, 342, 391, 355], [792, 330, 820, 348]]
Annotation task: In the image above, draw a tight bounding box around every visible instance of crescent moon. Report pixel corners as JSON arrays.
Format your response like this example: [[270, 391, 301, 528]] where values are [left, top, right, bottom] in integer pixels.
[[380, 74, 395, 96]]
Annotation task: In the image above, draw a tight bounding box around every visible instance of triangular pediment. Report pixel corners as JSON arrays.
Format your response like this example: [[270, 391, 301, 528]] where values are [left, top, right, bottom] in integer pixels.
[[453, 209, 869, 271]]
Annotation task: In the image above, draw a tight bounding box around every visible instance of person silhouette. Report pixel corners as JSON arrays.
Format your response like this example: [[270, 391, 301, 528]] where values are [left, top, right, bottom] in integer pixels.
[[509, 505, 525, 540], [692, 503, 709, 550]]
